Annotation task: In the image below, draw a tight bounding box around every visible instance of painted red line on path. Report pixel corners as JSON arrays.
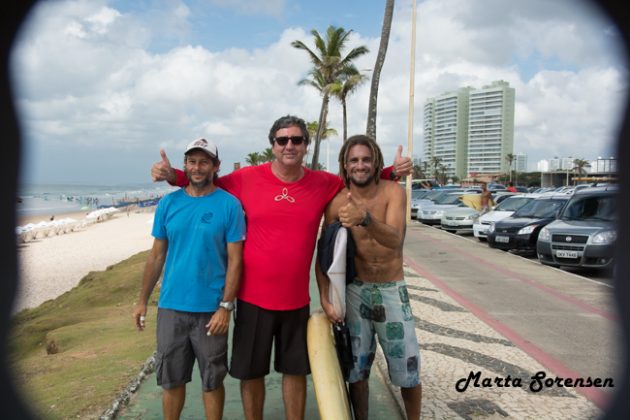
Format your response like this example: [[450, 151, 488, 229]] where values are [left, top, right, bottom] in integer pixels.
[[404, 255, 611, 411], [414, 232, 617, 322]]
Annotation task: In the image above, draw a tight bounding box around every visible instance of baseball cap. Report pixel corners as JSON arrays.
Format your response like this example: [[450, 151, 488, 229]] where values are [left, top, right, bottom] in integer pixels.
[[185, 138, 219, 159]]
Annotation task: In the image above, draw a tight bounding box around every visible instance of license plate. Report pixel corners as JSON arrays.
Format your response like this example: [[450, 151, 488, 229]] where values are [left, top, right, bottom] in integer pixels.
[[556, 250, 579, 259], [495, 235, 509, 243]]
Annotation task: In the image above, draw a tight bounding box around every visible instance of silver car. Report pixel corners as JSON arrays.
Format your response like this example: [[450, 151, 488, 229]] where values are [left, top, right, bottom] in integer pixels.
[[537, 186, 617, 269], [417, 192, 464, 225], [441, 204, 479, 233]]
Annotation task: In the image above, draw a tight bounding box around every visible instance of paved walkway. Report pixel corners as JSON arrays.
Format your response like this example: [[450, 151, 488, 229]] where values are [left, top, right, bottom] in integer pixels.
[[117, 265, 403, 419], [116, 222, 617, 419]]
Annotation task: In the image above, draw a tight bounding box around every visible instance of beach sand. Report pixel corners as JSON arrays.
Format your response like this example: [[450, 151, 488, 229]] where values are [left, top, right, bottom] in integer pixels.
[[15, 209, 155, 313]]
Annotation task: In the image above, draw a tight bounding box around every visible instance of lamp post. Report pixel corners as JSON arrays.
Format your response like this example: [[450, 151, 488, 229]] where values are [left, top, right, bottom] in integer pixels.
[[566, 156, 572, 186]]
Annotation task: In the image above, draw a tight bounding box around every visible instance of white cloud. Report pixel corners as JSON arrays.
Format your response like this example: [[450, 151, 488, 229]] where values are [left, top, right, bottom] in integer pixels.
[[10, 0, 628, 182]]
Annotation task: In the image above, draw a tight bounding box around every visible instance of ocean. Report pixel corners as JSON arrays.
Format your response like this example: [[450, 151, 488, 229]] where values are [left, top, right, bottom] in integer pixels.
[[16, 183, 179, 218]]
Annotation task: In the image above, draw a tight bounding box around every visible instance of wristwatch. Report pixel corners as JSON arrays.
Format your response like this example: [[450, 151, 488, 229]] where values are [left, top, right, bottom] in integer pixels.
[[219, 301, 235, 311], [358, 211, 372, 227]]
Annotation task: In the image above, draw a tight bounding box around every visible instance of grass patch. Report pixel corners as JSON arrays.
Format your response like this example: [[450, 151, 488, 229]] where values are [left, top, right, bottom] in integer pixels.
[[9, 250, 159, 419]]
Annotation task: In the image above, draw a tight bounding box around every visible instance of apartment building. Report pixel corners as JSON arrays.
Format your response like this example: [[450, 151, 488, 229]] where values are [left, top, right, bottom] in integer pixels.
[[423, 80, 515, 180]]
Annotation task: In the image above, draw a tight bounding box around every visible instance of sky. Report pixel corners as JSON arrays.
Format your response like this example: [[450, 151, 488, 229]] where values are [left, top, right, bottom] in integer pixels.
[[10, 0, 628, 185]]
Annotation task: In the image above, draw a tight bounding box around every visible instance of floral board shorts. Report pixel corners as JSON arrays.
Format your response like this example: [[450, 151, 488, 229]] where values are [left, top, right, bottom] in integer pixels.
[[345, 279, 421, 388]]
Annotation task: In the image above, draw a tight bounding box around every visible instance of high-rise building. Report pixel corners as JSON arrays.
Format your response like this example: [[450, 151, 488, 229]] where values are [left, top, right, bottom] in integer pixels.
[[514, 153, 528, 172], [423, 81, 515, 180], [423, 88, 470, 179], [466, 81, 515, 176]]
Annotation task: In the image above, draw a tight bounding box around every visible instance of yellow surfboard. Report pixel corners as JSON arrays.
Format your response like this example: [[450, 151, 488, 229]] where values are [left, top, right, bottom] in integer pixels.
[[307, 309, 352, 420]]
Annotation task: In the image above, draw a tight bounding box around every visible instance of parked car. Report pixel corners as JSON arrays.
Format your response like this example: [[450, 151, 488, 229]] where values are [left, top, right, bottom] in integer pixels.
[[487, 195, 570, 252], [440, 203, 479, 233], [410, 189, 433, 219], [417, 192, 465, 225], [412, 189, 464, 220], [488, 183, 507, 192], [536, 186, 617, 269], [472, 194, 537, 240]]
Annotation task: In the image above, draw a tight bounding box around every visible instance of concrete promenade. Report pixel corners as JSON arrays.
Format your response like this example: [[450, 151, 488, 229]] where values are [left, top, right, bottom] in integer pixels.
[[392, 223, 618, 419]]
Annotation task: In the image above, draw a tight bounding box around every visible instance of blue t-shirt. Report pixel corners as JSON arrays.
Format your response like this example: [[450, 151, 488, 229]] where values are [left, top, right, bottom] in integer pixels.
[[152, 187, 245, 312]]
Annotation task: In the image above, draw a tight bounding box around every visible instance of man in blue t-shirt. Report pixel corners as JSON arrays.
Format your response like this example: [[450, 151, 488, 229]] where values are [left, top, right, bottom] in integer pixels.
[[133, 138, 245, 420]]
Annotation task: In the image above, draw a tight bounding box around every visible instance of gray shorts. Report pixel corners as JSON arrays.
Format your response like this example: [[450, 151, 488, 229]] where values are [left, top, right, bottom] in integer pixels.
[[346, 279, 421, 388], [156, 308, 228, 391]]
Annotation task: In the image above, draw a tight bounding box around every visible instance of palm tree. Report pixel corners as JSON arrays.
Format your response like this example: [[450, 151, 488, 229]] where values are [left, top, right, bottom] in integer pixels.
[[366, 0, 395, 140], [306, 120, 338, 169], [572, 158, 591, 184], [505, 153, 515, 182], [412, 163, 425, 179], [261, 147, 274, 163], [292, 26, 369, 168], [245, 152, 262, 166], [430, 156, 442, 184], [329, 65, 367, 142]]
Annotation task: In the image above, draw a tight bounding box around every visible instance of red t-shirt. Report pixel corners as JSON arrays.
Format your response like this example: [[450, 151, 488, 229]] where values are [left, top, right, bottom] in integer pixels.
[[172, 164, 395, 310]]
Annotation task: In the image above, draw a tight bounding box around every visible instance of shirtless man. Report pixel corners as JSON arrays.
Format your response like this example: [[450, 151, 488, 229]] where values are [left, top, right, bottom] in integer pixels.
[[480, 182, 493, 214], [315, 134, 422, 420]]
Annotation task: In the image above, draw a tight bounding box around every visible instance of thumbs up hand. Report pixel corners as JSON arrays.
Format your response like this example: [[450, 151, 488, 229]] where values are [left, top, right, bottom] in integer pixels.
[[151, 148, 176, 183], [339, 193, 367, 228], [393, 145, 412, 178]]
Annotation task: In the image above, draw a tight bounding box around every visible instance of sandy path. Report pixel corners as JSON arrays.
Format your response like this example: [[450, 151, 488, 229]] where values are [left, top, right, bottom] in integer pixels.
[[15, 211, 155, 313]]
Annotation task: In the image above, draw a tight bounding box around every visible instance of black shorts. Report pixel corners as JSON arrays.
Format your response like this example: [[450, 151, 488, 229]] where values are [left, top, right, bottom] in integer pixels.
[[155, 308, 228, 391], [229, 299, 310, 379]]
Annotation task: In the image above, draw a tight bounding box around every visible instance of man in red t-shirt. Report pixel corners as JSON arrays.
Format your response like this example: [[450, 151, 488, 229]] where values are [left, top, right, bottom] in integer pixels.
[[150, 115, 412, 420]]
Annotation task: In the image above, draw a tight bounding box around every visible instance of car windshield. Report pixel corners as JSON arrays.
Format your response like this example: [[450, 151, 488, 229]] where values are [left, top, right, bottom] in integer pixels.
[[412, 190, 431, 200], [513, 198, 567, 218], [434, 194, 462, 205], [561, 195, 617, 222], [493, 196, 533, 212], [426, 190, 447, 201]]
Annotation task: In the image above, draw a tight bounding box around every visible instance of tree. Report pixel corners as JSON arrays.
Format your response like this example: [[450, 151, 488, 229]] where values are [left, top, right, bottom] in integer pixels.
[[505, 153, 515, 182], [261, 147, 274, 163], [572, 158, 591, 184], [430, 156, 442, 183], [329, 65, 367, 141], [245, 152, 262, 166], [412, 163, 425, 179], [366, 0, 395, 140], [292, 26, 369, 168], [305, 120, 338, 168]]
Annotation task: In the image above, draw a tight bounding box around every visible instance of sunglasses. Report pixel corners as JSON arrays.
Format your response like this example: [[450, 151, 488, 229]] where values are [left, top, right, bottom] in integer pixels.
[[274, 136, 306, 146]]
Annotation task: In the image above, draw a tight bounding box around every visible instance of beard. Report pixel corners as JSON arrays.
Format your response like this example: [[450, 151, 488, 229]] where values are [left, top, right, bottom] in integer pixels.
[[349, 173, 375, 187], [186, 171, 211, 189]]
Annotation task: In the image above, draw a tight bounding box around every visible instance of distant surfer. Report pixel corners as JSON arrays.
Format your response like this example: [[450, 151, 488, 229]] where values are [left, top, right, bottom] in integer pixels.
[[316, 135, 422, 420]]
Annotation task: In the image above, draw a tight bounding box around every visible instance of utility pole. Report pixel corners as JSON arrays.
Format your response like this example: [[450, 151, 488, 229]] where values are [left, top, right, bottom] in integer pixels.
[[406, 0, 417, 222]]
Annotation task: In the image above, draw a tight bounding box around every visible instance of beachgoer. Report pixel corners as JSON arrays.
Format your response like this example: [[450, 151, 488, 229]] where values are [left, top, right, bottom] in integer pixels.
[[315, 134, 422, 420], [150, 115, 412, 420], [133, 138, 245, 420], [480, 182, 493, 215]]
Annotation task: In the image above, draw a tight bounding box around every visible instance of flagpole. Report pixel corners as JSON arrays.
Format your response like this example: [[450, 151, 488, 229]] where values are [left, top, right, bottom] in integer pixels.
[[406, 0, 417, 222]]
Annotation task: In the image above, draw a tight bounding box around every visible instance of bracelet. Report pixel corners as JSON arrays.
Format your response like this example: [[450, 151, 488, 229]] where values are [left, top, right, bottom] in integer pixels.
[[389, 170, 400, 181]]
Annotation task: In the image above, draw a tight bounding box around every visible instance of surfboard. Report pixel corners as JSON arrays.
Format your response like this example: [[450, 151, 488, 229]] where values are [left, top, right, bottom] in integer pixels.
[[307, 309, 352, 420]]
